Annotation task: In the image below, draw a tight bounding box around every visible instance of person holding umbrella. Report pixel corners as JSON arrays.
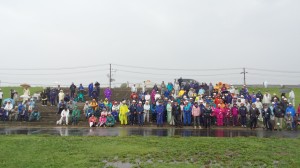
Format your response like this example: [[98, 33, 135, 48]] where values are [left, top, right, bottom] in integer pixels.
[[20, 83, 31, 103]]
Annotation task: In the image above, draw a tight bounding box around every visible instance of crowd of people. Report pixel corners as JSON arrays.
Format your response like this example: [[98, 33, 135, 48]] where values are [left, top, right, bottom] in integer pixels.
[[0, 88, 41, 122], [1, 80, 299, 131], [52, 80, 300, 130]]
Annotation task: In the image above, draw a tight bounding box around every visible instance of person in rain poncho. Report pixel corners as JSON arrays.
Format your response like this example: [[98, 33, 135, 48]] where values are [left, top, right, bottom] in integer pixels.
[[57, 107, 69, 125], [289, 90, 295, 107], [262, 92, 272, 106], [166, 100, 173, 125], [119, 100, 129, 126], [106, 112, 116, 127]]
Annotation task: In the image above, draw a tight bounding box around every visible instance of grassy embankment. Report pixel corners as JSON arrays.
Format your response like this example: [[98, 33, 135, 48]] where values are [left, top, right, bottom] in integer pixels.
[[0, 135, 299, 167], [1, 87, 43, 99], [1, 86, 299, 107], [246, 87, 300, 106]]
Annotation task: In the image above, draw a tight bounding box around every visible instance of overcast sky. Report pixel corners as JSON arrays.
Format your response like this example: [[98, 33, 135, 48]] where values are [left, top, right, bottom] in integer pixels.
[[0, 0, 299, 87]]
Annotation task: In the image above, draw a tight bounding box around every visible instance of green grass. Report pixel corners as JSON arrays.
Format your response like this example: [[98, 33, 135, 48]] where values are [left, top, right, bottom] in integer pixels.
[[0, 135, 299, 167], [246, 87, 300, 106], [0, 87, 43, 99]]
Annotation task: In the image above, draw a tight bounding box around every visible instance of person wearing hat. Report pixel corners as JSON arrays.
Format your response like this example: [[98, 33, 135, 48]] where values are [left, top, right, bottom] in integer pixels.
[[203, 103, 212, 128], [98, 113, 107, 127], [262, 92, 271, 107], [88, 82, 94, 98], [154, 91, 161, 101], [88, 114, 97, 127], [58, 90, 65, 102], [69, 82, 76, 99], [137, 101, 144, 126], [71, 105, 81, 125], [106, 112, 116, 127], [166, 100, 173, 125], [249, 104, 260, 130], [215, 104, 224, 127], [129, 100, 137, 125], [271, 93, 278, 102], [273, 103, 284, 130], [255, 98, 263, 127], [56, 107, 69, 125], [131, 84, 137, 93], [0, 88, 3, 107], [289, 90, 295, 107], [262, 104, 272, 130], [101, 107, 108, 117], [173, 82, 179, 96], [4, 101, 13, 119], [238, 103, 248, 128], [192, 102, 201, 129], [156, 100, 164, 127], [183, 101, 192, 126], [119, 100, 129, 126], [89, 99, 98, 111], [111, 101, 119, 122], [231, 104, 239, 126], [143, 101, 150, 123], [285, 112, 293, 130], [281, 98, 289, 111], [172, 101, 182, 127], [286, 103, 296, 129]]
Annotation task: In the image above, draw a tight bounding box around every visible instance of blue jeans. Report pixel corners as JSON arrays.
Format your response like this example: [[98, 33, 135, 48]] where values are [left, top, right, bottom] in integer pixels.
[[138, 113, 144, 126], [184, 111, 191, 125], [157, 113, 163, 126]]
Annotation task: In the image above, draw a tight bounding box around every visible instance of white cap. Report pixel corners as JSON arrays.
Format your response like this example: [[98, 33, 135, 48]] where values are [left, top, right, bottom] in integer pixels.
[[132, 100, 136, 103]]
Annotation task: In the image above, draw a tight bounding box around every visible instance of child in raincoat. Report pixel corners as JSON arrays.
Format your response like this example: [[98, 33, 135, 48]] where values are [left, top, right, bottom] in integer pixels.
[[88, 114, 97, 127], [215, 104, 223, 126], [106, 112, 116, 127], [119, 100, 129, 125], [98, 113, 107, 127]]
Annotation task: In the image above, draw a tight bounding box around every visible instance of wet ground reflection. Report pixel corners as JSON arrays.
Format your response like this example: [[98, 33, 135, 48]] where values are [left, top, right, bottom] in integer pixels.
[[0, 127, 299, 138]]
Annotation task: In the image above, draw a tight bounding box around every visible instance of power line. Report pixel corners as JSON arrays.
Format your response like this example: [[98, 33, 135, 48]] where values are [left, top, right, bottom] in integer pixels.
[[116, 69, 241, 76], [0, 64, 109, 71], [249, 73, 300, 78], [0, 69, 108, 76], [113, 64, 242, 71], [247, 68, 300, 74]]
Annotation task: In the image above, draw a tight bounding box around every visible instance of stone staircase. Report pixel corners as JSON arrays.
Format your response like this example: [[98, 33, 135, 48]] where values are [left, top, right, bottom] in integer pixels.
[[0, 87, 134, 127]]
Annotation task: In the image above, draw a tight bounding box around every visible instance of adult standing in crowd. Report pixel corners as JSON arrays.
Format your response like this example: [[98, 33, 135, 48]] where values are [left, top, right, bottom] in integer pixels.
[[156, 100, 164, 127], [249, 104, 259, 130], [172, 101, 182, 128], [289, 90, 295, 107], [69, 82, 76, 99], [0, 89, 3, 107], [129, 100, 137, 125]]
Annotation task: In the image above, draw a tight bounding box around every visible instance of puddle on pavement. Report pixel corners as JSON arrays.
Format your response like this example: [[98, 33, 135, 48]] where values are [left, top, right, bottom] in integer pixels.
[[0, 127, 299, 138]]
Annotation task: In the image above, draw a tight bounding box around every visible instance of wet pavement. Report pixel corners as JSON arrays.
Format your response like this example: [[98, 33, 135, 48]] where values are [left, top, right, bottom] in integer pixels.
[[0, 127, 299, 138]]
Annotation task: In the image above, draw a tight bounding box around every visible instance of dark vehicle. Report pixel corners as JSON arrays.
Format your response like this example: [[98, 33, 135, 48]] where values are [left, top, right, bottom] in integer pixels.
[[176, 79, 199, 85]]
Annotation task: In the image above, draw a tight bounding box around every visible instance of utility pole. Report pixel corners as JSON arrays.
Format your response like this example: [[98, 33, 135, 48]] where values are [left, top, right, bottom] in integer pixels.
[[109, 64, 112, 88], [240, 67, 248, 85]]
